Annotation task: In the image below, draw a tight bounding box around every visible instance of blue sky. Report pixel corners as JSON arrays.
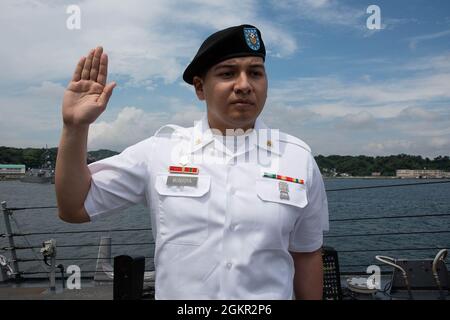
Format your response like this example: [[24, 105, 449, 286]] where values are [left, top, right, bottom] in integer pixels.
[[1, 0, 449, 157]]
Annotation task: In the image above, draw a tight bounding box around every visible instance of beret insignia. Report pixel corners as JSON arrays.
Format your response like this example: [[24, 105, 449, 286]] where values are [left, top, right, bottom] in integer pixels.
[[244, 27, 260, 51]]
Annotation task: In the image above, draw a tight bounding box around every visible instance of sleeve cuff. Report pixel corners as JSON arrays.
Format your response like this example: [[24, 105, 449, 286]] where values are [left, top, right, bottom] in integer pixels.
[[84, 192, 101, 221]]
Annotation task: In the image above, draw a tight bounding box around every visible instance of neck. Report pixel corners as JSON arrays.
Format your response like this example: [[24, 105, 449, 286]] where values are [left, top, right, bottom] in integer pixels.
[[207, 118, 256, 136]]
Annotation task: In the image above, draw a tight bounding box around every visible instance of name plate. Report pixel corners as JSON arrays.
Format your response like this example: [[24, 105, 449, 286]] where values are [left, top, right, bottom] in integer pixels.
[[166, 175, 198, 187]]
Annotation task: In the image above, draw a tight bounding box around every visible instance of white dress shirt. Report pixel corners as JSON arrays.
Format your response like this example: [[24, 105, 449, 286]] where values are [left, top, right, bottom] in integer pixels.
[[85, 115, 329, 299]]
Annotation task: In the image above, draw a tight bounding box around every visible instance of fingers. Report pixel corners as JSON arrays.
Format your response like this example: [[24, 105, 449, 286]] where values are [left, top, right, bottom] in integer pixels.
[[81, 49, 95, 80], [72, 56, 86, 82], [78, 46, 108, 84], [90, 46, 103, 82], [97, 53, 108, 86], [97, 82, 116, 108]]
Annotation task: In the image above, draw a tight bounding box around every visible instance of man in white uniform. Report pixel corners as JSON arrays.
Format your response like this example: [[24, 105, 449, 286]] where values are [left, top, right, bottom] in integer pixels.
[[56, 24, 329, 300]]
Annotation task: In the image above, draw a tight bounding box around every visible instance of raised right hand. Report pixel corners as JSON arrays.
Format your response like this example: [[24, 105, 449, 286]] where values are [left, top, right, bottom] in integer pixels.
[[62, 46, 116, 127]]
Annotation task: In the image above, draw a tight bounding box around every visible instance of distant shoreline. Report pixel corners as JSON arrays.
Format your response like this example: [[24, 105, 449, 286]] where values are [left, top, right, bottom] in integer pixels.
[[324, 176, 396, 179], [324, 176, 450, 179], [3, 176, 450, 182]]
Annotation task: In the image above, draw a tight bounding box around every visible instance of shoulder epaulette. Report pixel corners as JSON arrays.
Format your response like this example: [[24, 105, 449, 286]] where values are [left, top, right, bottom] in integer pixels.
[[279, 132, 311, 153], [153, 124, 190, 139]]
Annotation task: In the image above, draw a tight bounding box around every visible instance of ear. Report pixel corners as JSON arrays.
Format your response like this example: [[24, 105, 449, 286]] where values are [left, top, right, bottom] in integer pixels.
[[193, 76, 205, 101]]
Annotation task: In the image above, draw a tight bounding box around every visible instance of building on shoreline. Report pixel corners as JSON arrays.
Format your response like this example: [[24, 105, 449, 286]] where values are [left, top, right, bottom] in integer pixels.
[[0, 164, 26, 180], [396, 169, 450, 179]]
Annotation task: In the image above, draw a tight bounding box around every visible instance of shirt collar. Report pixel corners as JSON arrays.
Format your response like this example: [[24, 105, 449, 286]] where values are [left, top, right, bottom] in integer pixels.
[[188, 115, 281, 156], [189, 115, 215, 154]]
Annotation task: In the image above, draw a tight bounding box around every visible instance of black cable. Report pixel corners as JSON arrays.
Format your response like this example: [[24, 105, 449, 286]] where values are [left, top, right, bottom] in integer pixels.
[[332, 247, 450, 253], [4, 180, 450, 212], [7, 206, 57, 211], [330, 212, 450, 222], [16, 227, 152, 236], [19, 269, 155, 275], [16, 256, 155, 262], [2, 241, 155, 250], [326, 180, 450, 192], [325, 229, 450, 238]]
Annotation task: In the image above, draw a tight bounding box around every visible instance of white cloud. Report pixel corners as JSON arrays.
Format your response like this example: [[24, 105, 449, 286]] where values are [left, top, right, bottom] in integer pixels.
[[338, 111, 376, 130], [25, 81, 66, 97], [401, 52, 450, 72], [430, 136, 450, 148], [0, 81, 64, 129], [0, 0, 297, 87], [387, 117, 450, 138], [268, 68, 450, 119], [397, 106, 440, 121], [272, 0, 365, 29], [88, 105, 204, 151], [88, 107, 167, 151], [408, 29, 450, 50], [364, 136, 450, 157], [1, 1, 449, 158], [365, 140, 415, 154], [263, 58, 450, 157], [303, 0, 331, 9], [0, 81, 65, 148], [260, 103, 320, 129], [0, 0, 297, 150]]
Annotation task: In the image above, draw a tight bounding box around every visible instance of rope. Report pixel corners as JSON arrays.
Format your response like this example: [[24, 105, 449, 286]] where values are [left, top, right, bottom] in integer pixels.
[[333, 247, 449, 253], [330, 212, 450, 222], [55, 242, 155, 248], [0, 213, 446, 237], [339, 264, 393, 268], [7, 206, 57, 211], [16, 256, 155, 262], [3, 180, 450, 213], [325, 230, 450, 238], [325, 179, 450, 192], [2, 242, 155, 250], [19, 269, 155, 275], [340, 263, 449, 268], [15, 227, 152, 236], [12, 214, 449, 236]]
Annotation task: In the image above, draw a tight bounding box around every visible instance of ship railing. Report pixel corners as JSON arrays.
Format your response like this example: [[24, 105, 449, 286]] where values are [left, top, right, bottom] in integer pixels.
[[1, 202, 156, 282], [1, 180, 450, 281]]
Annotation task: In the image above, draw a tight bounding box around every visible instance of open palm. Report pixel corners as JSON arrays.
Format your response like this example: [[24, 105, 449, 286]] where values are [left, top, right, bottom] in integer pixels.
[[62, 46, 116, 126]]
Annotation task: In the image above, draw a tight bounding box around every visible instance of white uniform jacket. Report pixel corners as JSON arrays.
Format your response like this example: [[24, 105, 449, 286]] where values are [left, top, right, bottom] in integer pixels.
[[85, 115, 329, 299]]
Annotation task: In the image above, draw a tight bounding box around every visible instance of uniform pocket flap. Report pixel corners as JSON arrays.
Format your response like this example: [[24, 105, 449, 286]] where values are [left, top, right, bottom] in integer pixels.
[[256, 178, 308, 208]]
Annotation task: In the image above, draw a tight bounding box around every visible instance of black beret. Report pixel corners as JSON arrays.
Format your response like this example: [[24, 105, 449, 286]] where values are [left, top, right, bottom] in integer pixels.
[[183, 24, 266, 84]]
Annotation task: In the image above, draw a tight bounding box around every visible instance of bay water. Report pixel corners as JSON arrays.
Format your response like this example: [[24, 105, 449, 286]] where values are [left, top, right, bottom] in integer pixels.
[[1, 178, 449, 276]]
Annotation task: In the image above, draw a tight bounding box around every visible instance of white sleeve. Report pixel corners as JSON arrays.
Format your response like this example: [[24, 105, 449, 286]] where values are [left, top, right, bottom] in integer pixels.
[[288, 153, 329, 252], [84, 138, 153, 221]]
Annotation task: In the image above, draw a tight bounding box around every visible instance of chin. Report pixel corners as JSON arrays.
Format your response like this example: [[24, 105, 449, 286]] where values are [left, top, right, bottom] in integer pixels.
[[227, 114, 257, 129]]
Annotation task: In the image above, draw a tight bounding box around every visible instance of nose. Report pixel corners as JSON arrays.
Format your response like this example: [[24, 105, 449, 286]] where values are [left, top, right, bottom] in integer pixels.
[[233, 71, 252, 95]]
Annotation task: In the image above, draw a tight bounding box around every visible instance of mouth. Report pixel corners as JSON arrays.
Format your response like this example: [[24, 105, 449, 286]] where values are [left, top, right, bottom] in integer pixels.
[[230, 99, 255, 108]]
